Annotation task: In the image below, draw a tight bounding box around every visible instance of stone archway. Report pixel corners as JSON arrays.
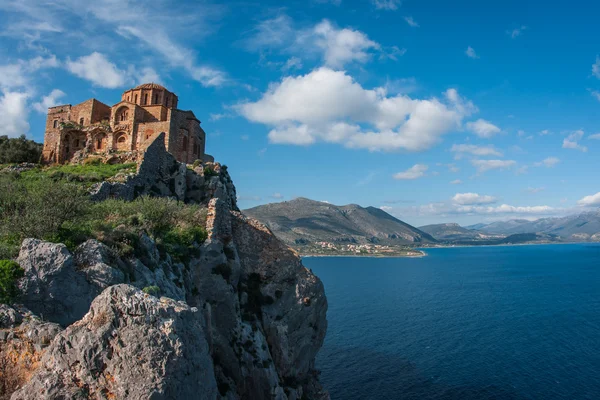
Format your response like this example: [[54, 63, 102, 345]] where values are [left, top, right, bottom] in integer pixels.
[[93, 132, 108, 153], [113, 132, 129, 151], [114, 106, 130, 124], [62, 131, 87, 160]]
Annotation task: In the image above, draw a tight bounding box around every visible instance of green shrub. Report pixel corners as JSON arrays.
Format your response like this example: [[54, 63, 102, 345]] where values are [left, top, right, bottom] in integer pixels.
[[0, 260, 25, 304], [142, 285, 160, 296], [204, 167, 218, 177], [0, 135, 42, 164]]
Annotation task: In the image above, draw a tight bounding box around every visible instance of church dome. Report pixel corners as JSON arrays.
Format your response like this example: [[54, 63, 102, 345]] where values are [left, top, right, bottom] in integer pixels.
[[133, 83, 168, 90]]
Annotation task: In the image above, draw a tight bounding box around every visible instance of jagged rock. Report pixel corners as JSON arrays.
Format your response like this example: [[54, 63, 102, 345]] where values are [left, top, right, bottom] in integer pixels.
[[74, 240, 125, 290], [17, 239, 95, 327], [11, 284, 218, 400], [0, 305, 62, 399]]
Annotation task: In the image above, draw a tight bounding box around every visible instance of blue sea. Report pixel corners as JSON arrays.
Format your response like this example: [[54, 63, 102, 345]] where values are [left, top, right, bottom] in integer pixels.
[[305, 244, 600, 400]]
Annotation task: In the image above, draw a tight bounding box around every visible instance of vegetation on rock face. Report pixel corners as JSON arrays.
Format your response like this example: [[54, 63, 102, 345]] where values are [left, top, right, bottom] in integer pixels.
[[19, 162, 136, 187], [0, 135, 43, 164], [142, 285, 161, 296], [0, 260, 25, 304], [0, 170, 208, 260]]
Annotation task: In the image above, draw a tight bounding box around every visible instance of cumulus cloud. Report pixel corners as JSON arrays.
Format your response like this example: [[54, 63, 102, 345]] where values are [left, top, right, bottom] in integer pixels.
[[0, 91, 30, 138], [450, 144, 502, 158], [452, 193, 497, 205], [507, 25, 527, 39], [66, 52, 128, 88], [562, 130, 588, 152], [393, 164, 428, 180], [372, 0, 402, 10], [0, 55, 59, 90], [271, 193, 284, 199], [245, 17, 383, 69], [450, 179, 462, 185], [238, 68, 478, 152], [589, 133, 600, 140], [311, 20, 381, 68], [593, 56, 600, 79], [32, 89, 66, 113], [471, 159, 516, 173], [404, 16, 419, 27], [533, 157, 560, 167], [465, 46, 479, 59], [578, 192, 600, 207], [466, 119, 501, 138]]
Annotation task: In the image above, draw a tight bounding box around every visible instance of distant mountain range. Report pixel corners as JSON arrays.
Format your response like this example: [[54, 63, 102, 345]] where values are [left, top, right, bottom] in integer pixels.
[[466, 211, 600, 241], [244, 197, 436, 247], [244, 198, 600, 248]]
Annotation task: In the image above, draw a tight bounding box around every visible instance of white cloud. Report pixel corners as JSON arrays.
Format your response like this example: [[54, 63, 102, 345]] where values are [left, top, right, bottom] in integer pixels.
[[118, 26, 226, 87], [588, 133, 600, 140], [283, 57, 303, 71], [507, 25, 527, 39], [450, 179, 462, 185], [466, 119, 501, 138], [66, 52, 128, 88], [471, 159, 516, 173], [0, 55, 59, 90], [459, 204, 554, 215], [312, 20, 381, 68], [451, 143, 502, 157], [271, 193, 284, 199], [593, 56, 600, 79], [562, 130, 587, 152], [380, 205, 393, 211], [238, 68, 478, 152], [0, 91, 30, 138], [540, 129, 551, 135], [591, 90, 600, 101], [578, 192, 600, 207], [404, 16, 419, 27], [393, 164, 428, 180], [134, 67, 160, 85], [245, 17, 383, 69], [533, 156, 560, 167], [372, 0, 402, 10], [452, 192, 497, 205], [32, 89, 66, 113], [465, 46, 479, 59]]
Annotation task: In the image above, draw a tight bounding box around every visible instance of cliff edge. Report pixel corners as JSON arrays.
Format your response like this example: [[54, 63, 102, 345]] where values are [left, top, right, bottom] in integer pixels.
[[0, 133, 329, 400]]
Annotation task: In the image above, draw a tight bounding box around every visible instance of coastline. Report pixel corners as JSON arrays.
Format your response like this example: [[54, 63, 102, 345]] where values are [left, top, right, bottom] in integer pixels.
[[300, 251, 427, 259]]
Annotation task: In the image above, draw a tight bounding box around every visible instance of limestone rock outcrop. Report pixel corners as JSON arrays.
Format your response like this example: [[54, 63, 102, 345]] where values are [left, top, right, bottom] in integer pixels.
[[11, 285, 218, 400], [3, 133, 327, 399]]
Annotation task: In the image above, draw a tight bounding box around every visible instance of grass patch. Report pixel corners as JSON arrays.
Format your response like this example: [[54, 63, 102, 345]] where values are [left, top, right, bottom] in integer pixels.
[[0, 260, 25, 304], [0, 172, 208, 262], [19, 162, 136, 187]]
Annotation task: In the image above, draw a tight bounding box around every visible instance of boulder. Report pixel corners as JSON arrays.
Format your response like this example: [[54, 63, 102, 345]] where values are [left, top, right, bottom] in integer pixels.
[[11, 284, 218, 400], [17, 239, 95, 327]]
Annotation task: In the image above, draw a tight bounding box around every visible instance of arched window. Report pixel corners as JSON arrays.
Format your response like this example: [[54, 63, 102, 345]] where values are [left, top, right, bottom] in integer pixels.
[[118, 136, 126, 143], [97, 138, 103, 150], [53, 120, 58, 128], [143, 94, 148, 105], [182, 137, 188, 151], [166, 97, 169, 107], [154, 94, 159, 104], [79, 118, 84, 125], [134, 94, 138, 103]]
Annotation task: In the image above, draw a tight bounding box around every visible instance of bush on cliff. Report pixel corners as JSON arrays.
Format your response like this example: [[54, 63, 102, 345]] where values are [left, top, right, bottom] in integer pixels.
[[0, 260, 25, 304], [0, 172, 208, 260], [0, 135, 43, 164]]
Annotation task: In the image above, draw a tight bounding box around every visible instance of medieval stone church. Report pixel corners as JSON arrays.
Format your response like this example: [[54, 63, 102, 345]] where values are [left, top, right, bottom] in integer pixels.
[[41, 83, 212, 164]]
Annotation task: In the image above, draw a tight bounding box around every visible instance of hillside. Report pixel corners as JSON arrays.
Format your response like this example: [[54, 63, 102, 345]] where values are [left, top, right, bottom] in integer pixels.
[[244, 197, 436, 247], [418, 223, 504, 242], [470, 211, 600, 240]]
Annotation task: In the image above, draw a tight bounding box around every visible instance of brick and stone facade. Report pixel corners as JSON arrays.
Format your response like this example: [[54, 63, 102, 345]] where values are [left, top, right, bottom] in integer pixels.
[[41, 83, 213, 164]]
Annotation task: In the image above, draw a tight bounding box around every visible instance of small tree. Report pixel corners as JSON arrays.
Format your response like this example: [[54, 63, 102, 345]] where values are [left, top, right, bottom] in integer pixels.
[[0, 260, 24, 304], [0, 135, 43, 164]]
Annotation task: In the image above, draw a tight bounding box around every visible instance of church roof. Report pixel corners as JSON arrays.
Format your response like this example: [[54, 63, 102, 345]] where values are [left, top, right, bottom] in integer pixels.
[[132, 83, 168, 90]]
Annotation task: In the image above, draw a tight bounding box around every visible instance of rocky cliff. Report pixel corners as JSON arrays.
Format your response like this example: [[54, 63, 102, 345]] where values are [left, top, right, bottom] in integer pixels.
[[0, 134, 329, 400]]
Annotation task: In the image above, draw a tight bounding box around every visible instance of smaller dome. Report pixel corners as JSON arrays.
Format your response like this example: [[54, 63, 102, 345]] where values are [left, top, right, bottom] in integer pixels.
[[132, 83, 168, 90]]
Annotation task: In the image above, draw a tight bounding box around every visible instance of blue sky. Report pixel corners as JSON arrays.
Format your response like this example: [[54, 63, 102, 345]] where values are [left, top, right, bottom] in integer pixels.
[[1, 0, 600, 226]]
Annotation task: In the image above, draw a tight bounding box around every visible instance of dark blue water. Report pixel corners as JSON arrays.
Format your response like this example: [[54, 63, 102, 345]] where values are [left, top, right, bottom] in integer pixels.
[[305, 244, 600, 400]]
